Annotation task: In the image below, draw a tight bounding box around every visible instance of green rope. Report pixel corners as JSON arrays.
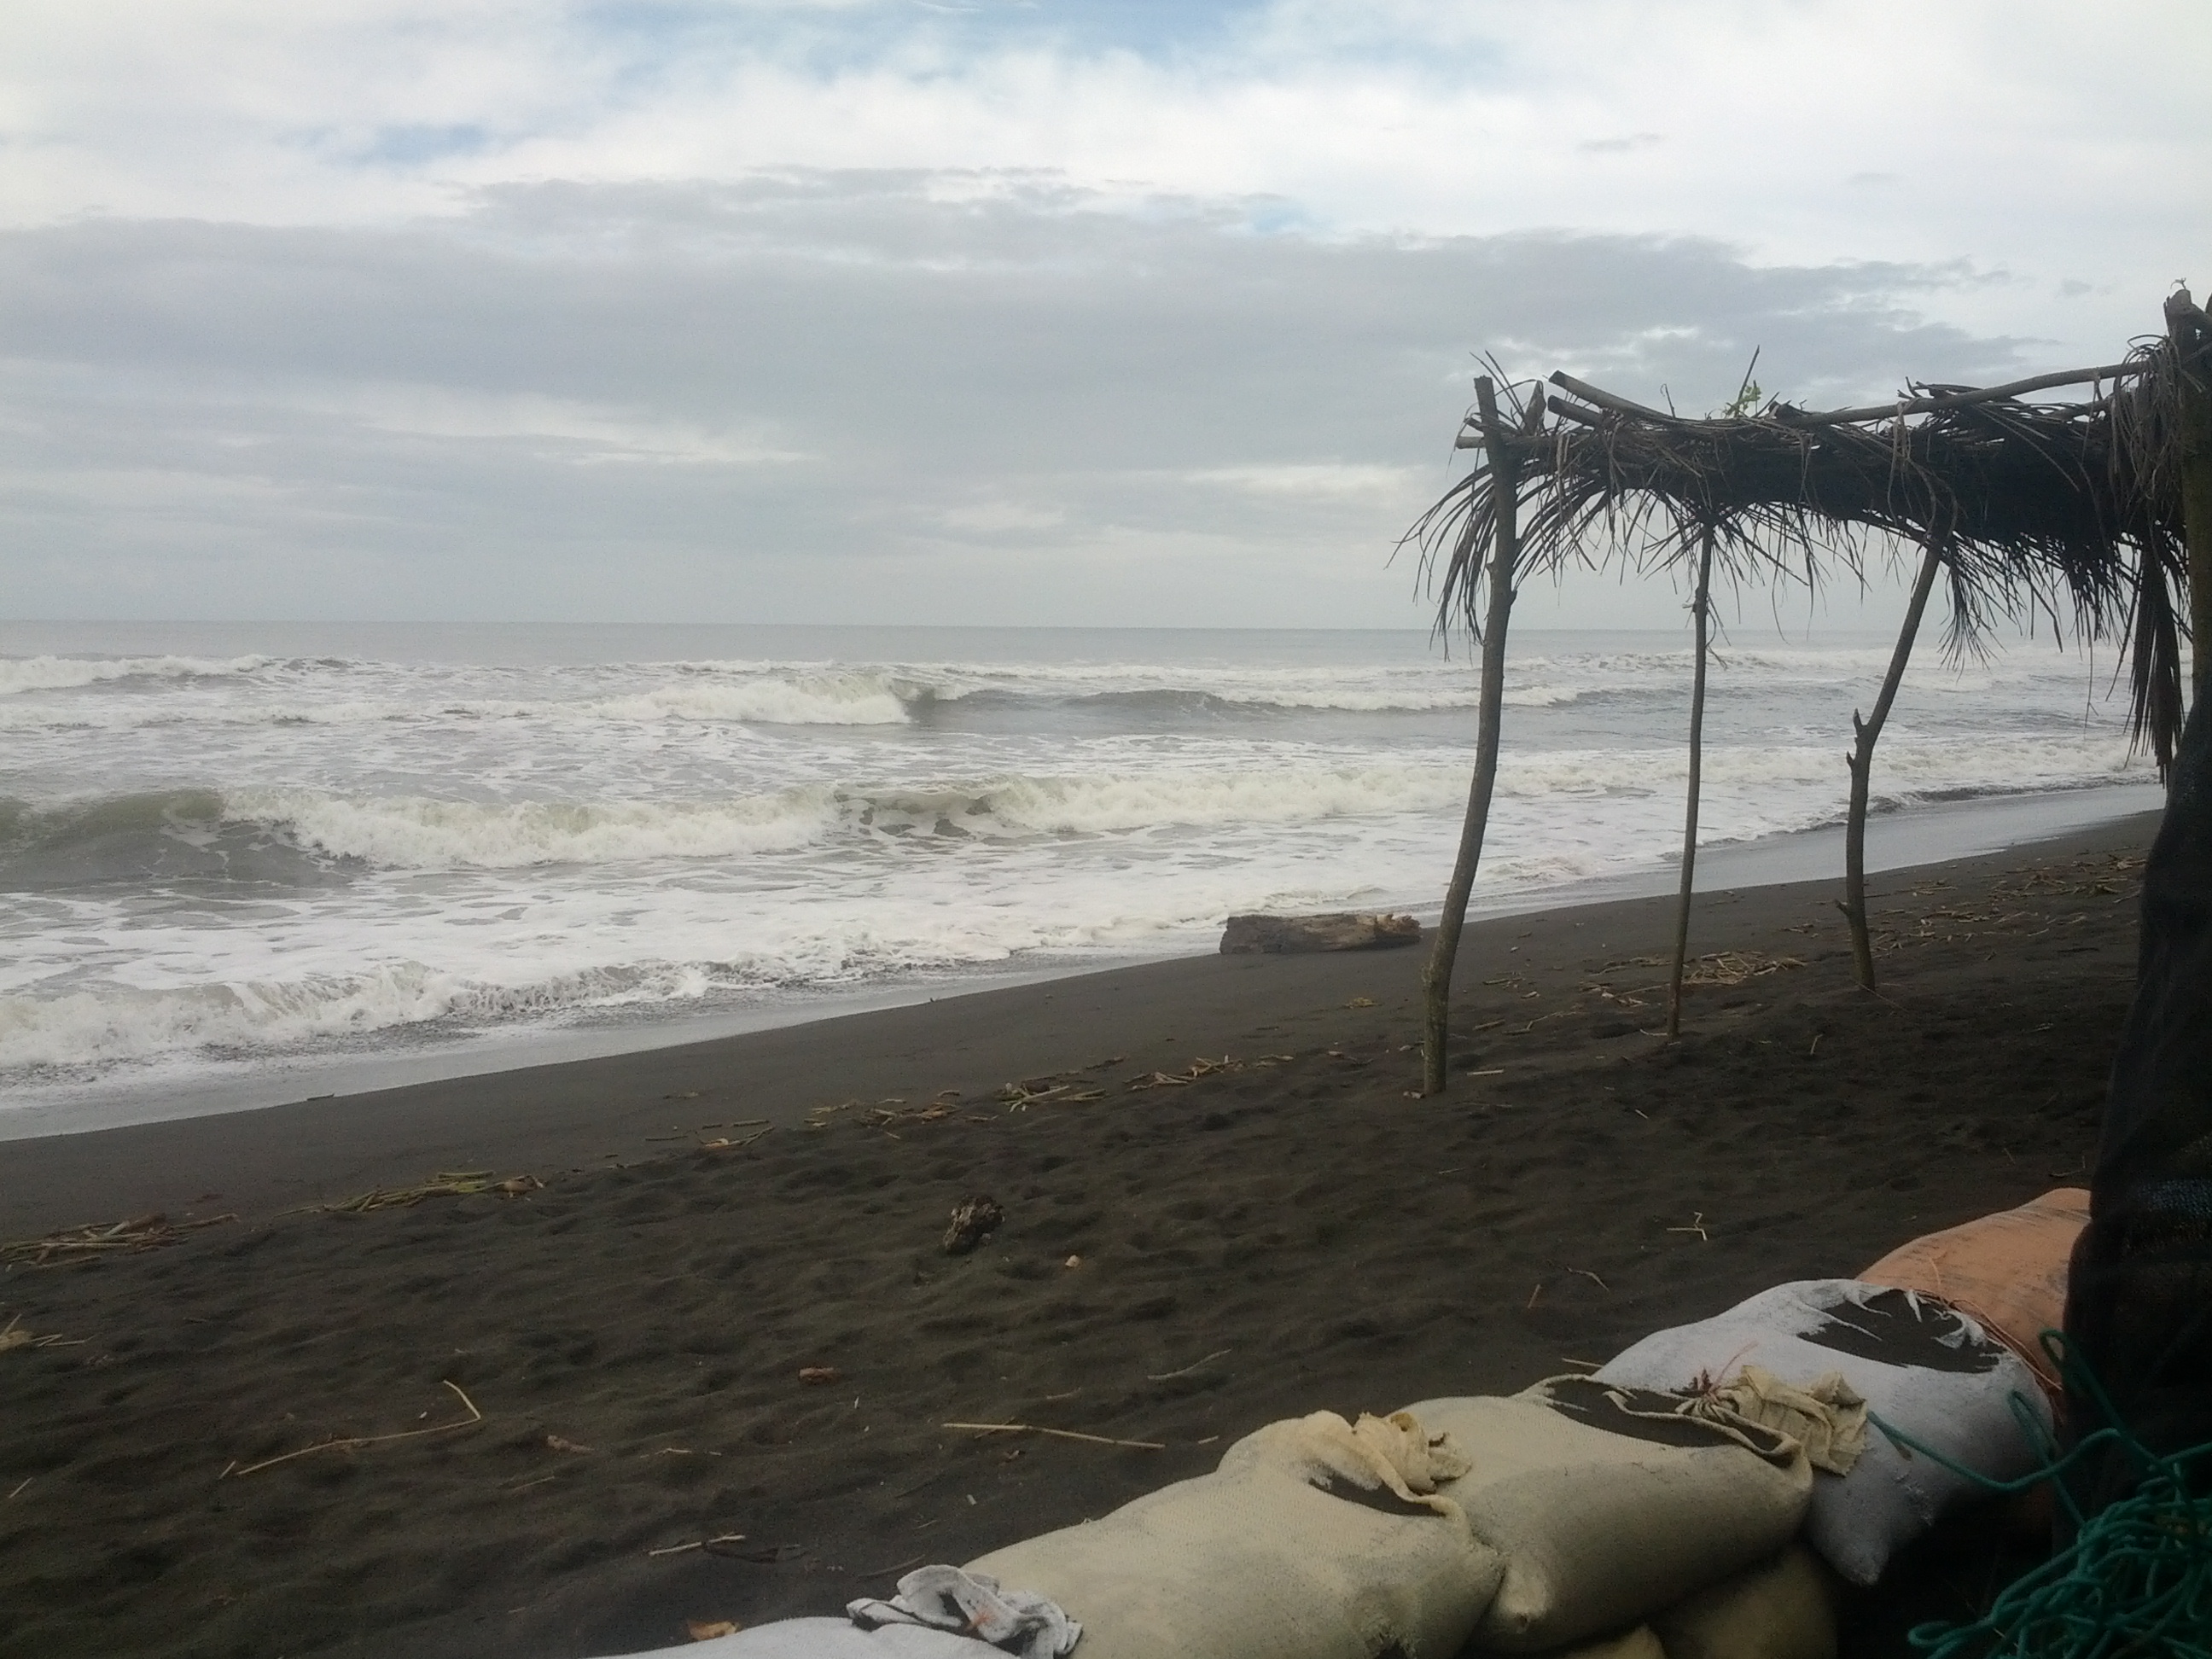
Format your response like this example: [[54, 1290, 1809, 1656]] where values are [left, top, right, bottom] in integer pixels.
[[1861, 1330, 2212, 1658]]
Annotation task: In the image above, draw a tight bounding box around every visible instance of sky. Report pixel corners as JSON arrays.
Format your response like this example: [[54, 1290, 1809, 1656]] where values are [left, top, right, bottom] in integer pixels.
[[0, 1, 2205, 630]]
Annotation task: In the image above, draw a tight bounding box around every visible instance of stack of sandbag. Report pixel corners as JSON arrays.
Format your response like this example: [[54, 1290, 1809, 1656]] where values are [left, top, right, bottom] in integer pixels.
[[609, 1384, 1825, 1659], [664, 1618, 1016, 1658], [1548, 1545, 1839, 1659], [965, 1408, 1505, 1659], [1593, 1279, 2048, 1587], [623, 1565, 1081, 1657], [1402, 1378, 1813, 1651], [1858, 1187, 2089, 1400]]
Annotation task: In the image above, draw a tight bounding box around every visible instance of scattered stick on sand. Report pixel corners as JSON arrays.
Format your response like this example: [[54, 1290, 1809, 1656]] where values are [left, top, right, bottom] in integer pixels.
[[303, 1173, 542, 1214], [221, 1381, 485, 1479], [644, 1533, 747, 1558], [2, 1211, 237, 1267], [0, 1313, 87, 1353], [1144, 1349, 1231, 1382], [942, 1422, 1165, 1451]]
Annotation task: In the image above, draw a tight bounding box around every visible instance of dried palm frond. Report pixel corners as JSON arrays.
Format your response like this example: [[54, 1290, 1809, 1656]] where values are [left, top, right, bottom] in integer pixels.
[[1405, 348, 2194, 762]]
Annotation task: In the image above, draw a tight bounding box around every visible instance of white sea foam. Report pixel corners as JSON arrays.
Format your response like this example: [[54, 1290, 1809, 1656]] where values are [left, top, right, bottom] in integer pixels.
[[0, 958, 742, 1072], [0, 623, 2158, 1106], [227, 787, 841, 868], [218, 762, 1470, 870], [586, 673, 913, 725], [0, 654, 273, 696]]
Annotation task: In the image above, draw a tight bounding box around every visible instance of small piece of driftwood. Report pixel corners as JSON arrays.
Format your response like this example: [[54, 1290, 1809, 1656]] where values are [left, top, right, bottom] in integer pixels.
[[943, 1195, 1004, 1255], [1220, 912, 1421, 955]]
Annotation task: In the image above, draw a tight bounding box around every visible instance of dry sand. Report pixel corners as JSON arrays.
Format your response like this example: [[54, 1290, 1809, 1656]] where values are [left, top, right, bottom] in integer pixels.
[[0, 814, 2158, 1658]]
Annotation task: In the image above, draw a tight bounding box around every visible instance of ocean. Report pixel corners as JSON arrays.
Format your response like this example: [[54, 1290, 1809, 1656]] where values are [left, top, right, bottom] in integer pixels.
[[0, 620, 2163, 1133]]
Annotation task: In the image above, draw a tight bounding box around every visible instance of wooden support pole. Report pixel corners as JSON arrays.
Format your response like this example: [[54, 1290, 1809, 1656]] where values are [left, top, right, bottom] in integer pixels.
[[2167, 290, 2212, 708], [1842, 540, 1944, 991], [1422, 378, 1521, 1097], [1667, 523, 1717, 1040]]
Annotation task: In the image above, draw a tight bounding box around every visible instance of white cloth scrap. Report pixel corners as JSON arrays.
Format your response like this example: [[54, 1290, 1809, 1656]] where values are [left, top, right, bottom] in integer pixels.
[[848, 1565, 1080, 1659]]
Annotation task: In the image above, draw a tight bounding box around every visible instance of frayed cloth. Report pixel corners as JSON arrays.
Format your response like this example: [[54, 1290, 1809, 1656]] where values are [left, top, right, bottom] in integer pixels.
[[1566, 1361, 1867, 1475], [1679, 1365, 1869, 1476], [1223, 1408, 1472, 1519], [847, 1566, 1080, 1659]]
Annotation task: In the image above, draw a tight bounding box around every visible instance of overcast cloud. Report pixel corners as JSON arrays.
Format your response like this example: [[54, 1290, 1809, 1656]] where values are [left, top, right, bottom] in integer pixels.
[[1, 2, 2203, 627]]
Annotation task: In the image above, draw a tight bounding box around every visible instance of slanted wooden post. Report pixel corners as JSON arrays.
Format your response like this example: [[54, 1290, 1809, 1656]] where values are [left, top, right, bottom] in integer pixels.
[[2168, 289, 2212, 710], [1841, 538, 1945, 990], [1667, 521, 1718, 1039], [1422, 377, 1522, 1096]]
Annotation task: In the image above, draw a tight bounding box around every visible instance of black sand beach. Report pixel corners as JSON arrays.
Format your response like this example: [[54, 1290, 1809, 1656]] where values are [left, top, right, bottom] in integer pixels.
[[0, 814, 2158, 1657]]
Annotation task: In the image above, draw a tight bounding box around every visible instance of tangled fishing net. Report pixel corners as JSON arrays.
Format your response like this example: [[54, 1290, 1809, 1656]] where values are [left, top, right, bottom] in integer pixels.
[[1876, 1333, 2211, 1658]]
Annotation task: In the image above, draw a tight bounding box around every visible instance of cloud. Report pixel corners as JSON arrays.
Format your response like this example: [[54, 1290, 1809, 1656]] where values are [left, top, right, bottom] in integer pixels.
[[938, 499, 1066, 533], [0, 173, 2043, 623], [0, 2, 2202, 625], [1578, 132, 1663, 155]]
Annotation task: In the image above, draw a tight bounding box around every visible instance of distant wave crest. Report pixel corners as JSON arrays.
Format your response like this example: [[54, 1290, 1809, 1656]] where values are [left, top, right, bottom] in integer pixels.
[[0, 654, 273, 696]]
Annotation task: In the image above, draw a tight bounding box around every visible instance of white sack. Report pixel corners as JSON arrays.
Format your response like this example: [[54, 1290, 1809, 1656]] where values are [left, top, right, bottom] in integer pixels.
[[1594, 1279, 2049, 1586], [965, 1413, 1505, 1659], [1404, 1385, 1812, 1653]]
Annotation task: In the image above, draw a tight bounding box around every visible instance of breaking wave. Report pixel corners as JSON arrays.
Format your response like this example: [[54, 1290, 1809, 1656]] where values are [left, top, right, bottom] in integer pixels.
[[0, 654, 273, 696], [0, 959, 742, 1072]]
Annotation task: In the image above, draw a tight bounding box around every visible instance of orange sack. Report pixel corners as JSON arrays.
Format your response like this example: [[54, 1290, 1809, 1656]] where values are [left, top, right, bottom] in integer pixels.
[[1858, 1188, 2090, 1400]]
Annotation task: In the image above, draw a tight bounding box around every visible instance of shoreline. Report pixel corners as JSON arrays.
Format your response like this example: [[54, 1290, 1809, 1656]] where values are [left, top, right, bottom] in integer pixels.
[[0, 778, 2164, 1145], [0, 801, 2161, 1241], [0, 798, 2157, 1659]]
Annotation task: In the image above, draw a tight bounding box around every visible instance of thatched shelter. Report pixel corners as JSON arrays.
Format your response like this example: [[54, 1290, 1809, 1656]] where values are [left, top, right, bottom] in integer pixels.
[[1407, 291, 2210, 1094]]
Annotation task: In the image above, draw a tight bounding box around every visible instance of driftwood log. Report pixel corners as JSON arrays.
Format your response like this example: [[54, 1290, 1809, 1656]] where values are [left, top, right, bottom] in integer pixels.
[[1220, 911, 1421, 955]]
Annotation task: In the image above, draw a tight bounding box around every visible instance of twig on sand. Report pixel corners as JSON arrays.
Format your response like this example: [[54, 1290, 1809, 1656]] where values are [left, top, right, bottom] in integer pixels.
[[296, 1173, 540, 1214], [1144, 1349, 1230, 1382], [1680, 951, 1803, 987], [645, 1533, 747, 1557], [1126, 1056, 1249, 1091], [649, 1121, 767, 1143], [0, 1314, 84, 1353], [696, 1126, 771, 1152], [942, 1422, 1164, 1451], [220, 1380, 484, 1478], [3, 1212, 237, 1266], [1667, 1212, 1711, 1242], [998, 1078, 1105, 1110], [1567, 1267, 1609, 1290]]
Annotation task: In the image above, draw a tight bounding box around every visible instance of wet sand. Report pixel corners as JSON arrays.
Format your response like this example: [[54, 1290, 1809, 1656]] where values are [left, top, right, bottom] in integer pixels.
[[0, 814, 2157, 1657]]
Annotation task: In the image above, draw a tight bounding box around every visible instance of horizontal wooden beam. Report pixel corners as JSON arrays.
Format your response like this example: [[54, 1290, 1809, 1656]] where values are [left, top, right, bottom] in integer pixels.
[[1547, 371, 1679, 424], [1540, 361, 2146, 434], [1771, 362, 2141, 426]]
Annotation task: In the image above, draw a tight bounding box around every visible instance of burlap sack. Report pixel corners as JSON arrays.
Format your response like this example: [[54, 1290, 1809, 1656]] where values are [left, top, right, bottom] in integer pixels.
[[1650, 1544, 1839, 1659], [965, 1411, 1504, 1659], [1404, 1385, 1811, 1651], [1860, 1188, 2088, 1400]]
